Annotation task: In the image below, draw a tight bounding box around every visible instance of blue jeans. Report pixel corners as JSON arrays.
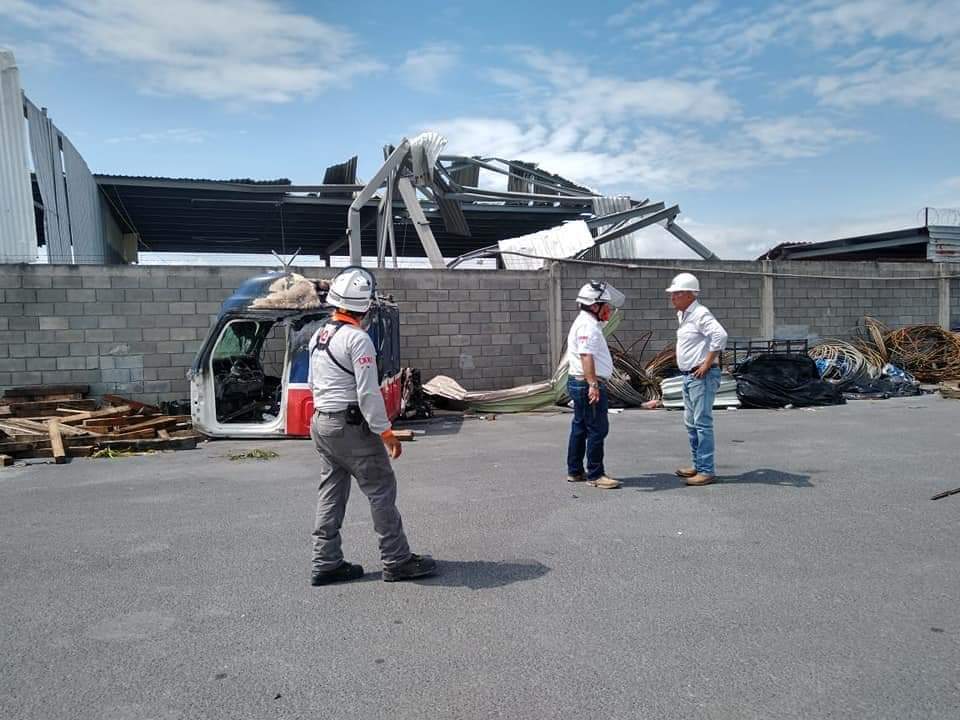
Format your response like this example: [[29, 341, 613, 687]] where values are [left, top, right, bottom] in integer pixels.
[[681, 367, 721, 476], [566, 378, 609, 480]]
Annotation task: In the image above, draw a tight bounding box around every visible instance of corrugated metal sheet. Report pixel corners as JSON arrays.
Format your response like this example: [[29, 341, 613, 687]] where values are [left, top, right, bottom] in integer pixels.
[[25, 98, 72, 262], [592, 196, 646, 259], [62, 135, 107, 264], [0, 50, 38, 262], [320, 156, 357, 198], [928, 225, 960, 262]]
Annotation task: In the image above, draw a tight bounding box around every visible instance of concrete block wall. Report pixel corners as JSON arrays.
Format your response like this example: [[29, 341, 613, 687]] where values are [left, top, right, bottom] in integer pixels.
[[558, 261, 763, 362], [0, 265, 551, 405], [0, 261, 949, 404], [773, 262, 939, 339], [558, 260, 948, 364], [375, 270, 550, 388]]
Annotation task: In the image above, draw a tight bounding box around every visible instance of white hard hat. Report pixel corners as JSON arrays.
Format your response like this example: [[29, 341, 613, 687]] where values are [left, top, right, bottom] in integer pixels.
[[576, 281, 625, 308], [665, 272, 700, 293], [327, 267, 375, 313]]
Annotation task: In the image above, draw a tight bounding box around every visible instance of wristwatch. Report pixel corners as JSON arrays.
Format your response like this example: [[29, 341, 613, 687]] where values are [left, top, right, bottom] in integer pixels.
[[588, 380, 599, 388]]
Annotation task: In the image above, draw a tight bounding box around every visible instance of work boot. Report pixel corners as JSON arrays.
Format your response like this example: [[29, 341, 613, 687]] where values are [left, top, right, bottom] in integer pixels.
[[311, 561, 364, 586], [685, 473, 716, 486], [675, 467, 697, 478], [567, 472, 586, 483], [383, 554, 438, 582], [587, 475, 621, 489]]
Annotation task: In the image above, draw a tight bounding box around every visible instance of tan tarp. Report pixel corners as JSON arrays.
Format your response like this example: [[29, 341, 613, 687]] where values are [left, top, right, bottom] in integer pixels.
[[423, 311, 623, 413]]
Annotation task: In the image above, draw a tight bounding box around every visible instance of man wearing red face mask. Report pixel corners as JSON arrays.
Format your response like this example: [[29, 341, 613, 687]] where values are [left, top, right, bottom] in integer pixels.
[[565, 281, 625, 489]]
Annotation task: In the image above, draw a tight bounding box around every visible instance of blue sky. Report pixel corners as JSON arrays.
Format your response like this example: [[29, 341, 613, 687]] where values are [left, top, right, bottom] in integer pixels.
[[2, 0, 959, 259]]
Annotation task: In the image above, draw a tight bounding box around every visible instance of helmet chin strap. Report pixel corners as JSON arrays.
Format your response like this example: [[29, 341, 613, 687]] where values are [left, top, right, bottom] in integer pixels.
[[587, 303, 610, 321]]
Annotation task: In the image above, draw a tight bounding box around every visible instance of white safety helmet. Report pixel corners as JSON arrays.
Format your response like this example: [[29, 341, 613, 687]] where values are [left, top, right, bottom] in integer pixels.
[[326, 267, 375, 313], [665, 272, 700, 293], [576, 281, 625, 308]]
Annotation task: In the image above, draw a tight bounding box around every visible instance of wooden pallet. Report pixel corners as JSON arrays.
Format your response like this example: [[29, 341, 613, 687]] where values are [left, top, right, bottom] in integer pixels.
[[0, 386, 205, 464]]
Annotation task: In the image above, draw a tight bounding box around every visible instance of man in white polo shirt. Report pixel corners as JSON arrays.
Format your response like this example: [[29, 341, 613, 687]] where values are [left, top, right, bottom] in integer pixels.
[[666, 272, 728, 486], [565, 281, 625, 490]]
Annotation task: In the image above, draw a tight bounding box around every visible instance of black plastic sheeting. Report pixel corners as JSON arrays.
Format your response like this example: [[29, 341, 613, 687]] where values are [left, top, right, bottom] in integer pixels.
[[840, 375, 923, 400], [735, 353, 845, 408]]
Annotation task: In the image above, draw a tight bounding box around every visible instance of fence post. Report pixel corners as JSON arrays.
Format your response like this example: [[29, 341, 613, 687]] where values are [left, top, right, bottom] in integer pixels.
[[547, 261, 564, 369], [761, 260, 776, 339], [938, 262, 951, 330]]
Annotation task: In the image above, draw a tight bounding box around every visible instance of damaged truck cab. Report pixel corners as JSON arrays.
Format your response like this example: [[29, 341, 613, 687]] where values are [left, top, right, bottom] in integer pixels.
[[190, 271, 401, 438]]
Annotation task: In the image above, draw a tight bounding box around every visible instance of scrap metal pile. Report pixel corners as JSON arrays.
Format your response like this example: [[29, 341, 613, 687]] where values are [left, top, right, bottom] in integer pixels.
[[0, 385, 204, 465], [809, 317, 960, 399]]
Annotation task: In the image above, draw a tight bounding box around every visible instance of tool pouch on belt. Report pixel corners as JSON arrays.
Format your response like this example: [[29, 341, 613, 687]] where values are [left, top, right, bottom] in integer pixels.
[[345, 404, 367, 430]]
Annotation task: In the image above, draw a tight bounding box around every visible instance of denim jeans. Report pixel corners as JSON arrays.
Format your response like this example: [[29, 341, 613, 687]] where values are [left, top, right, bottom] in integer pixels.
[[566, 378, 609, 480], [681, 367, 721, 476]]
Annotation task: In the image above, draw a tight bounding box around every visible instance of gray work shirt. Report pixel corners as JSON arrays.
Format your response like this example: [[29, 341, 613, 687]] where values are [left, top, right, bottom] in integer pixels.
[[308, 319, 390, 435]]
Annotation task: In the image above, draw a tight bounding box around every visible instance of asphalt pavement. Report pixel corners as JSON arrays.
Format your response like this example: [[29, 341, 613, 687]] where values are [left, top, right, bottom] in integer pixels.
[[1, 395, 958, 719]]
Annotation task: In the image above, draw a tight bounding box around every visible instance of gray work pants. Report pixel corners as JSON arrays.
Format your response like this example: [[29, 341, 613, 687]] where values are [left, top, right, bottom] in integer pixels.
[[310, 411, 411, 573]]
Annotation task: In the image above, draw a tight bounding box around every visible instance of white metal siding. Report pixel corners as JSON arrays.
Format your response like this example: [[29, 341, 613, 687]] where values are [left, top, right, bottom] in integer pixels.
[[62, 136, 106, 264], [0, 50, 37, 261]]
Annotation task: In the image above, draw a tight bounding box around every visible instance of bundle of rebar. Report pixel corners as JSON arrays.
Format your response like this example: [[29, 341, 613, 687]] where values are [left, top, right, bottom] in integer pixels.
[[884, 325, 960, 382], [608, 333, 661, 405], [644, 345, 678, 380], [852, 317, 960, 383]]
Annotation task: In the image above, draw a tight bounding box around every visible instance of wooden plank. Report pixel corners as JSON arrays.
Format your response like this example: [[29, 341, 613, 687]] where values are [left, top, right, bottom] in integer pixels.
[[2, 418, 93, 438], [392, 430, 415, 442], [105, 429, 158, 440], [49, 421, 66, 464], [120, 416, 189, 433], [168, 430, 205, 440], [0, 454, 12, 466], [0, 421, 44, 436], [3, 384, 90, 399], [83, 416, 142, 430], [0, 433, 52, 443], [1, 399, 97, 417], [4, 418, 57, 434], [104, 395, 161, 414], [59, 405, 132, 425]]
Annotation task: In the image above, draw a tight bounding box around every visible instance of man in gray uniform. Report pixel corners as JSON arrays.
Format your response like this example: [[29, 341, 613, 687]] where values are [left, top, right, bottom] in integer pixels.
[[308, 267, 436, 585]]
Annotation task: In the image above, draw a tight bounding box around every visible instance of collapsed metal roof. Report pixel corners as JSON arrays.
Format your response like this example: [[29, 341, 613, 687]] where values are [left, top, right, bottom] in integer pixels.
[[92, 131, 716, 267]]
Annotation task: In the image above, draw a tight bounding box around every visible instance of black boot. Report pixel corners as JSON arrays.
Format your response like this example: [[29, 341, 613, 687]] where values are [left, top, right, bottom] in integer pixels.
[[311, 561, 364, 586], [382, 554, 437, 582]]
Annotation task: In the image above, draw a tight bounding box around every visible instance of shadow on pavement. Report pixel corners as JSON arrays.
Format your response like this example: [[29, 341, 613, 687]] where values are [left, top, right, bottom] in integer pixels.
[[362, 559, 551, 590], [394, 415, 465, 437], [619, 468, 813, 491]]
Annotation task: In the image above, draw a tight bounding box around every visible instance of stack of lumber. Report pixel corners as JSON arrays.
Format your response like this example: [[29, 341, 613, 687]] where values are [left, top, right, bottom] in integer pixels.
[[0, 385, 204, 465]]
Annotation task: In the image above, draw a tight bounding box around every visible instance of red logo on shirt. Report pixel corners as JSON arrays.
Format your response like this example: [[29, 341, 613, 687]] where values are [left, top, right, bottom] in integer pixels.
[[357, 356, 374, 366]]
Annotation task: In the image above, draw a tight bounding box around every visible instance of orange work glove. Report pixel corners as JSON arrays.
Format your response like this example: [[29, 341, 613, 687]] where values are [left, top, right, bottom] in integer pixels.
[[381, 430, 402, 459]]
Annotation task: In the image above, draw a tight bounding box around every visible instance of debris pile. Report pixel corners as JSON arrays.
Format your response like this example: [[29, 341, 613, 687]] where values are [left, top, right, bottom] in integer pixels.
[[608, 333, 661, 406], [867, 320, 960, 382], [0, 385, 204, 465]]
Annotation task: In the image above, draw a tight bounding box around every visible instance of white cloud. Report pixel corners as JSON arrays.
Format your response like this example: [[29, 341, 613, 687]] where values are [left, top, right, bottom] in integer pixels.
[[806, 50, 960, 120], [806, 0, 960, 46], [743, 117, 866, 159], [0, 39, 57, 66], [427, 113, 860, 194], [0, 0, 382, 103], [499, 47, 740, 125], [422, 45, 861, 194], [606, 1, 667, 27], [399, 44, 459, 91], [105, 128, 210, 144]]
